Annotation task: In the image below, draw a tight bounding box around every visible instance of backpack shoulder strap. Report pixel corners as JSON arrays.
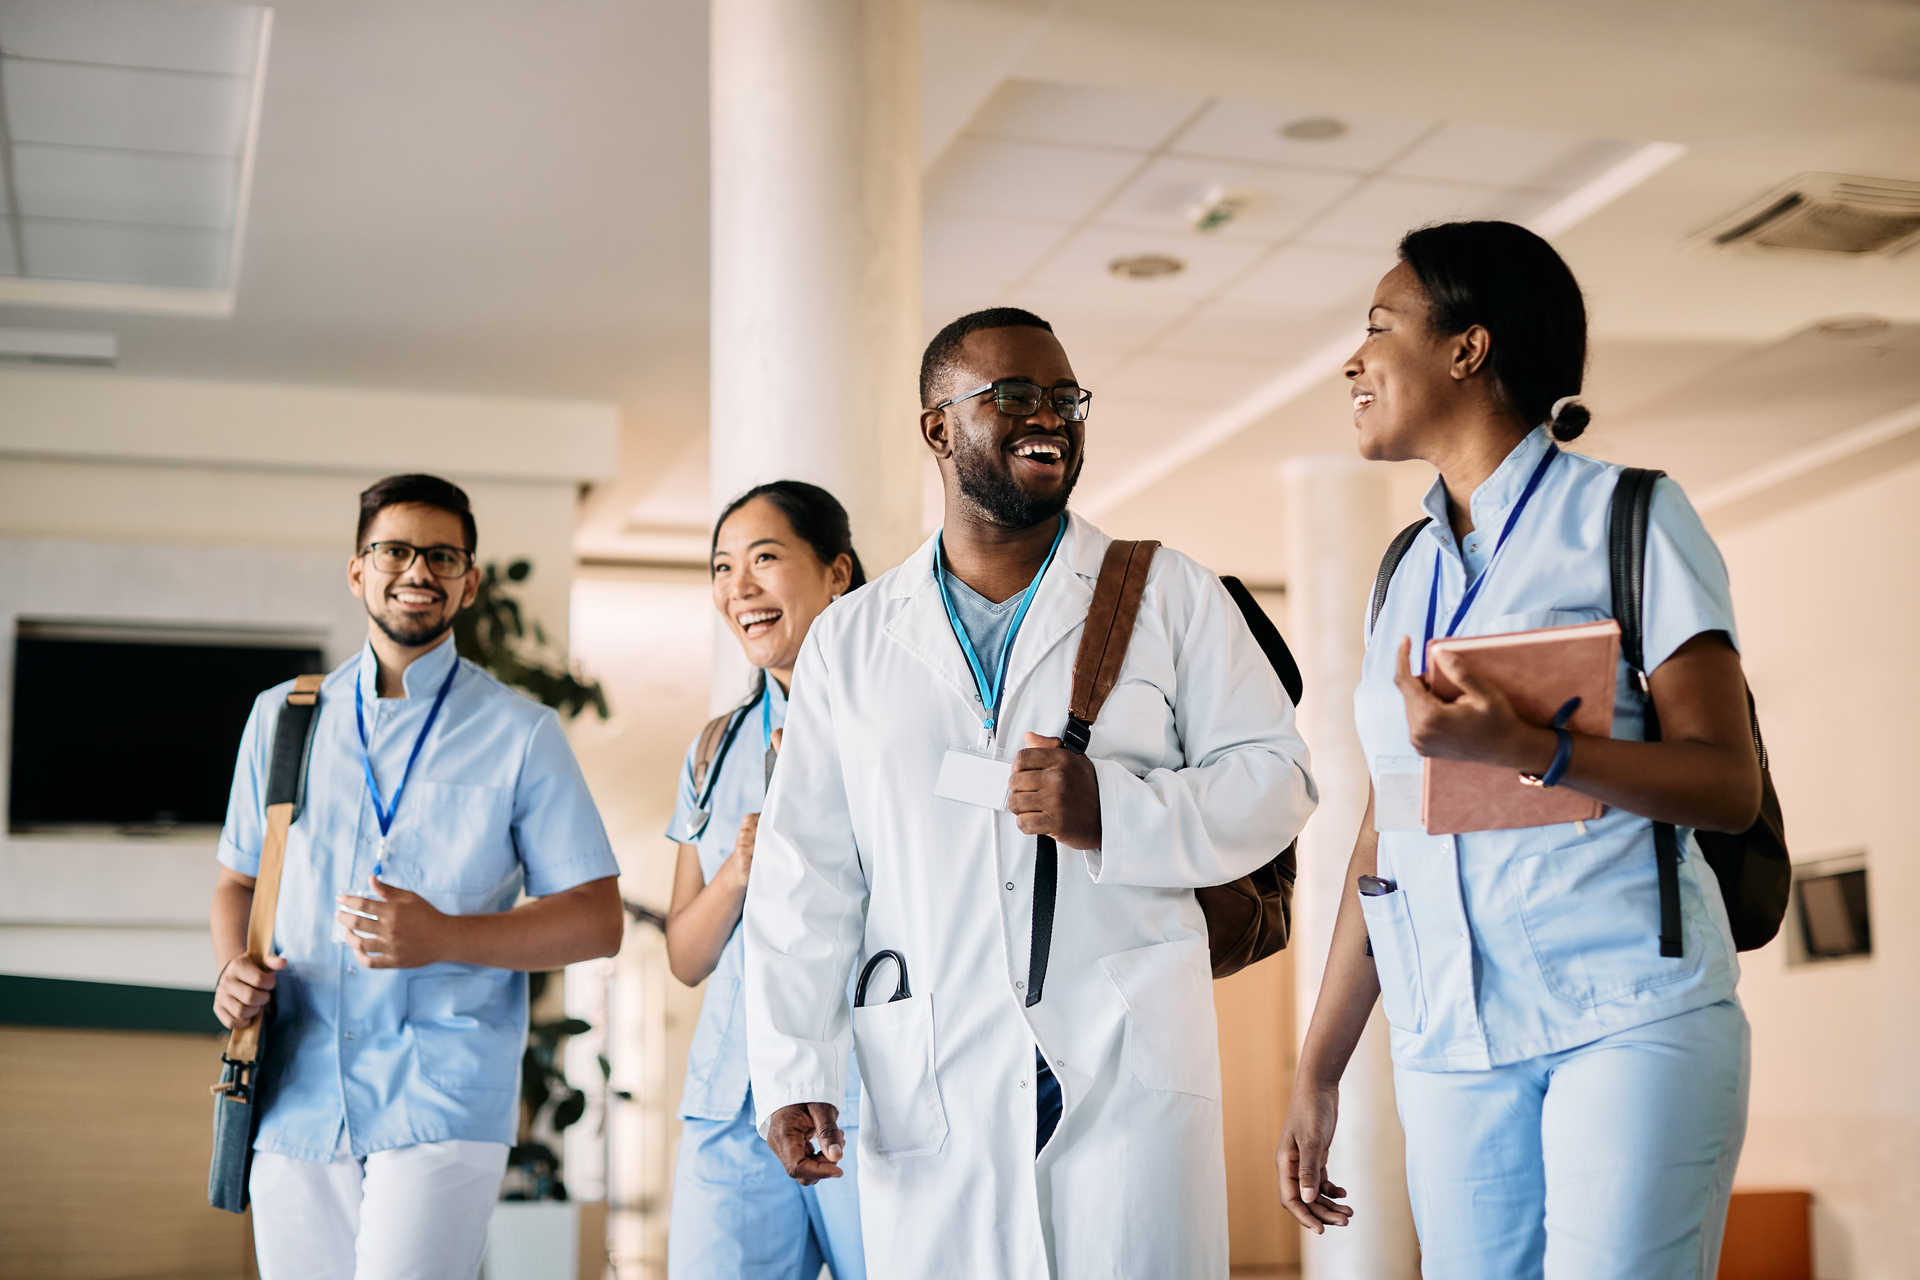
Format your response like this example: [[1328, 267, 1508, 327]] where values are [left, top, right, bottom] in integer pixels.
[[1609, 468, 1665, 679], [1062, 539, 1159, 752], [1370, 518, 1433, 633], [1608, 468, 1686, 959], [1220, 575, 1303, 706], [228, 672, 324, 1065], [691, 708, 744, 799]]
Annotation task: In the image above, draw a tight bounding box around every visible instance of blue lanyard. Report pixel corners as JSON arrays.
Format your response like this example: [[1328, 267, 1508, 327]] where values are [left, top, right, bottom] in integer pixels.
[[354, 651, 461, 846], [933, 516, 1067, 743], [1421, 444, 1560, 670]]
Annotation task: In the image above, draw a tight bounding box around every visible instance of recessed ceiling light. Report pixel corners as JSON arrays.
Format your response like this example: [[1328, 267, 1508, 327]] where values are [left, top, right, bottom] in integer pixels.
[[0, 327, 117, 366], [1109, 253, 1186, 281], [1280, 116, 1349, 142], [1816, 315, 1891, 339]]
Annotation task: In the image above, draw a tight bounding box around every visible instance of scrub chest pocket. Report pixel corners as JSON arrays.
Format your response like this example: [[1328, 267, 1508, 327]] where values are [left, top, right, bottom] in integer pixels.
[[852, 993, 948, 1158]]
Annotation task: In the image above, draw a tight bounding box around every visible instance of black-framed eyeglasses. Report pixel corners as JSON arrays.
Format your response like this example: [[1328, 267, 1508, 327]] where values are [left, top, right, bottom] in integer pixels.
[[934, 378, 1092, 423], [360, 542, 475, 578]]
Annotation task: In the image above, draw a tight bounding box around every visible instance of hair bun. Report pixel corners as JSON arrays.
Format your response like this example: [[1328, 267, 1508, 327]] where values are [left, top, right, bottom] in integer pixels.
[[1549, 399, 1590, 442]]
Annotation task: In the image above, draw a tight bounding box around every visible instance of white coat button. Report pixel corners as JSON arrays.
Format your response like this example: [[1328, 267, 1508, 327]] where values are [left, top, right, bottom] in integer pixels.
[[1005, 882, 1014, 891], [343, 1032, 355, 1040], [1015, 981, 1025, 990]]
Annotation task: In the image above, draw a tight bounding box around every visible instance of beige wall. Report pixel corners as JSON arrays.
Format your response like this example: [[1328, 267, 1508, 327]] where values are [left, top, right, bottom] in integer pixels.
[[1714, 459, 1920, 1280]]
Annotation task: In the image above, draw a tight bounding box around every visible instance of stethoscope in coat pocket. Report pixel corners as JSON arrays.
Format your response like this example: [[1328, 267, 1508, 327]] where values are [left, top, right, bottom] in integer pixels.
[[855, 950, 911, 1006]]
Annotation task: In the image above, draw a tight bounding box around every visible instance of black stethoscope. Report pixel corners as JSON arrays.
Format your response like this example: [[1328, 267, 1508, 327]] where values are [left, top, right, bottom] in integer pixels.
[[855, 949, 911, 1007]]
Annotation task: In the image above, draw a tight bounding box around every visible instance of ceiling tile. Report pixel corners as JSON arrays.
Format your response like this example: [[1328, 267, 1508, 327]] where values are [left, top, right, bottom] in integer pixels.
[[20, 219, 230, 288], [1157, 299, 1359, 362], [3, 57, 253, 155], [0, 0, 264, 76], [1030, 226, 1272, 300], [1390, 125, 1638, 192], [1173, 97, 1435, 174], [12, 144, 238, 228], [1099, 351, 1284, 412], [1000, 285, 1190, 354], [965, 78, 1207, 152], [923, 214, 1069, 297], [1097, 155, 1361, 243], [1299, 177, 1551, 252], [1082, 394, 1198, 455], [925, 138, 1144, 224], [1221, 243, 1391, 313], [0, 223, 19, 275]]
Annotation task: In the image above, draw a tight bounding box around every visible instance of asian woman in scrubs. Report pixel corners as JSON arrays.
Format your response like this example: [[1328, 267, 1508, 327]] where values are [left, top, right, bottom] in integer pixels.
[[664, 481, 866, 1280], [1278, 221, 1762, 1280]]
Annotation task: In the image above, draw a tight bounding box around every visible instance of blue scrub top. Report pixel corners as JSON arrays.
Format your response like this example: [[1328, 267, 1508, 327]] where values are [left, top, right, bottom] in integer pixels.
[[1357, 426, 1743, 1072], [217, 636, 621, 1159], [668, 676, 862, 1124]]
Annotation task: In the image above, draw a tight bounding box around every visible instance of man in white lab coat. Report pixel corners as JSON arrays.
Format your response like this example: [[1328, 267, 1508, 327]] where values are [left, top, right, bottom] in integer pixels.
[[742, 307, 1317, 1277]]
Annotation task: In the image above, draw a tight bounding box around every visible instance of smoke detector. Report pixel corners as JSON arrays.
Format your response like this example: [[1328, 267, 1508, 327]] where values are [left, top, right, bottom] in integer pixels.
[[1108, 253, 1186, 280], [1693, 173, 1920, 257]]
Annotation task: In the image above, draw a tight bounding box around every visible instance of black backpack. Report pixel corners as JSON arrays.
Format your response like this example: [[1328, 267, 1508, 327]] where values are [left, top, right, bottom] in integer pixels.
[[1369, 469, 1791, 956]]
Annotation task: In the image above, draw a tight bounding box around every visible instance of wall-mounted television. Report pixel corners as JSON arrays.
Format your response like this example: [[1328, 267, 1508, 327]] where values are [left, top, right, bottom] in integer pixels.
[[9, 620, 327, 834]]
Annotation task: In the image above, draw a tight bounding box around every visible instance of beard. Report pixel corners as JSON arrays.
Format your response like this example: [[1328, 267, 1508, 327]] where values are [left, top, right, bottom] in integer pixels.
[[367, 596, 456, 649], [952, 430, 1083, 530]]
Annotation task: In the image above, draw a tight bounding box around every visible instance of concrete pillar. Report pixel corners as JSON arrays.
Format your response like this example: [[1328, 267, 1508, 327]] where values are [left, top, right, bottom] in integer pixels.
[[708, 0, 924, 708], [1281, 455, 1419, 1280]]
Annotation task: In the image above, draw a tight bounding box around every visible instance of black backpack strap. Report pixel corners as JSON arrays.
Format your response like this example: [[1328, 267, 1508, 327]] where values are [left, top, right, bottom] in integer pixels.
[[1609, 469, 1685, 958], [1370, 518, 1433, 635], [1221, 575, 1303, 706]]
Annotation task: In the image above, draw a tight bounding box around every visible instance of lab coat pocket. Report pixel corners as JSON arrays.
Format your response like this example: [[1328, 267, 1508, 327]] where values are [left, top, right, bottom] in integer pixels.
[[1513, 834, 1704, 1008], [407, 974, 520, 1092], [1099, 939, 1220, 1100], [1086, 682, 1178, 774], [851, 993, 948, 1158], [1358, 890, 1427, 1033]]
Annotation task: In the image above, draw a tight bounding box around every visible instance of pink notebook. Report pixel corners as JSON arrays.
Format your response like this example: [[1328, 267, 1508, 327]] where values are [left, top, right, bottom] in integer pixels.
[[1421, 619, 1619, 835]]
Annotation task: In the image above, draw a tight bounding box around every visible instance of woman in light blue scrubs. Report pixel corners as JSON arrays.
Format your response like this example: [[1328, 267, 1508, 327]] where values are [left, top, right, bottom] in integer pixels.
[[1279, 222, 1762, 1280], [664, 481, 865, 1280]]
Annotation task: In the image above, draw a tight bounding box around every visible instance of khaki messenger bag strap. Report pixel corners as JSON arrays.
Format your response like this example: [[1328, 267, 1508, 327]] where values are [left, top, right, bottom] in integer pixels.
[[223, 672, 325, 1068]]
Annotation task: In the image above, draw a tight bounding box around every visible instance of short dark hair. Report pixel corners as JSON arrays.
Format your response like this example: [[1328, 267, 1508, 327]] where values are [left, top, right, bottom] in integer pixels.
[[357, 474, 478, 552], [919, 307, 1055, 408], [713, 480, 866, 590], [1397, 221, 1592, 442]]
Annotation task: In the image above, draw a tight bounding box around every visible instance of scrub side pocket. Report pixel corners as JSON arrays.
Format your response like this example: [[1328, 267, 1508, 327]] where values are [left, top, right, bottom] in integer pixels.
[[1358, 889, 1427, 1034], [851, 993, 949, 1158]]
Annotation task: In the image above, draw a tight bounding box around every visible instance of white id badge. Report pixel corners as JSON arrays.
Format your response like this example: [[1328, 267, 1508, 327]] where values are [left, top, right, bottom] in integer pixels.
[[934, 738, 1014, 810], [1373, 756, 1424, 832]]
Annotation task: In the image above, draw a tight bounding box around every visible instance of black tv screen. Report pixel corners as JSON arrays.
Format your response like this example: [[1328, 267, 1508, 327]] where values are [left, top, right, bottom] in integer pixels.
[[9, 626, 325, 831]]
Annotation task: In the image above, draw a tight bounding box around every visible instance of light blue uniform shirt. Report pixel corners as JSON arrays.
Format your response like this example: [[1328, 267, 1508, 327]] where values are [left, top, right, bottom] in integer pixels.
[[1357, 426, 1742, 1072], [668, 676, 862, 1124], [217, 636, 619, 1160]]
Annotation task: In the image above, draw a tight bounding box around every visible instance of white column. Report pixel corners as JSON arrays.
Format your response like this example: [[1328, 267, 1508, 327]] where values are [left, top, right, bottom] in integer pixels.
[[1281, 455, 1419, 1280], [709, 0, 924, 709]]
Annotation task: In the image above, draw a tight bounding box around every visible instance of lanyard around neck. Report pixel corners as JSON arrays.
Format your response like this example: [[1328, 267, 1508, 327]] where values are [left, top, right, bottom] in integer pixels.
[[1421, 443, 1560, 670], [934, 515, 1067, 744], [354, 651, 461, 841]]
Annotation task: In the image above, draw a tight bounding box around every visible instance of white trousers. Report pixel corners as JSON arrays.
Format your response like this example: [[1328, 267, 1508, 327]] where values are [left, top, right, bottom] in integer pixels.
[[250, 1134, 509, 1280], [1394, 999, 1749, 1280]]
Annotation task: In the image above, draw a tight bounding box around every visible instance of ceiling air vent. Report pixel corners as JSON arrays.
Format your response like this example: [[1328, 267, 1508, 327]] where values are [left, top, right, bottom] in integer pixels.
[[1695, 173, 1920, 257]]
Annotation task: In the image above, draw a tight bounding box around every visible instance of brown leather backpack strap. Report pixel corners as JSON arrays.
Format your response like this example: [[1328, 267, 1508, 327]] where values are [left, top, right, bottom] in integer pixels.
[[1062, 540, 1159, 751], [224, 672, 323, 1065], [691, 710, 736, 796]]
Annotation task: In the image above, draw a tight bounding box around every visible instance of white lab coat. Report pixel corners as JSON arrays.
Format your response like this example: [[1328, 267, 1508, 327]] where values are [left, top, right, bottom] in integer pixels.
[[744, 512, 1316, 1279]]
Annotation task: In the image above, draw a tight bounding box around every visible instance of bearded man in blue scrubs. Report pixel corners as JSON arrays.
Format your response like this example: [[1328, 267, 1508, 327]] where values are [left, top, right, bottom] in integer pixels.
[[210, 473, 624, 1280]]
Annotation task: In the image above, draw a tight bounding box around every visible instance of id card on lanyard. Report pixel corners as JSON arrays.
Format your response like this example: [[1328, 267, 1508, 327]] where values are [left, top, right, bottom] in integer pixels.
[[930, 516, 1066, 809]]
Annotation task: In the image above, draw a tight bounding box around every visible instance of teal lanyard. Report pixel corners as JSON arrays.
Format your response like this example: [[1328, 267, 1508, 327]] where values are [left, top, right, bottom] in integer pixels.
[[933, 516, 1066, 745]]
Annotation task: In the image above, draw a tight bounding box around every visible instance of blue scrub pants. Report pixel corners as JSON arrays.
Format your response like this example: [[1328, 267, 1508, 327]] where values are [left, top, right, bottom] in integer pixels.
[[667, 1090, 865, 1280], [1394, 1000, 1749, 1280]]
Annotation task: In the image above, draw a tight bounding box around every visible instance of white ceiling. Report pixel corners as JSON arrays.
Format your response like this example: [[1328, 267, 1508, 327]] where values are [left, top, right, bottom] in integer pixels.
[[922, 77, 1650, 499], [0, 0, 1915, 582], [0, 0, 270, 302]]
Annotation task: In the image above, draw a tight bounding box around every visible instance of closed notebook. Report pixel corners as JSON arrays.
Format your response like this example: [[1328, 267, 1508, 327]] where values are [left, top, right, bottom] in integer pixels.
[[1421, 619, 1620, 835]]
